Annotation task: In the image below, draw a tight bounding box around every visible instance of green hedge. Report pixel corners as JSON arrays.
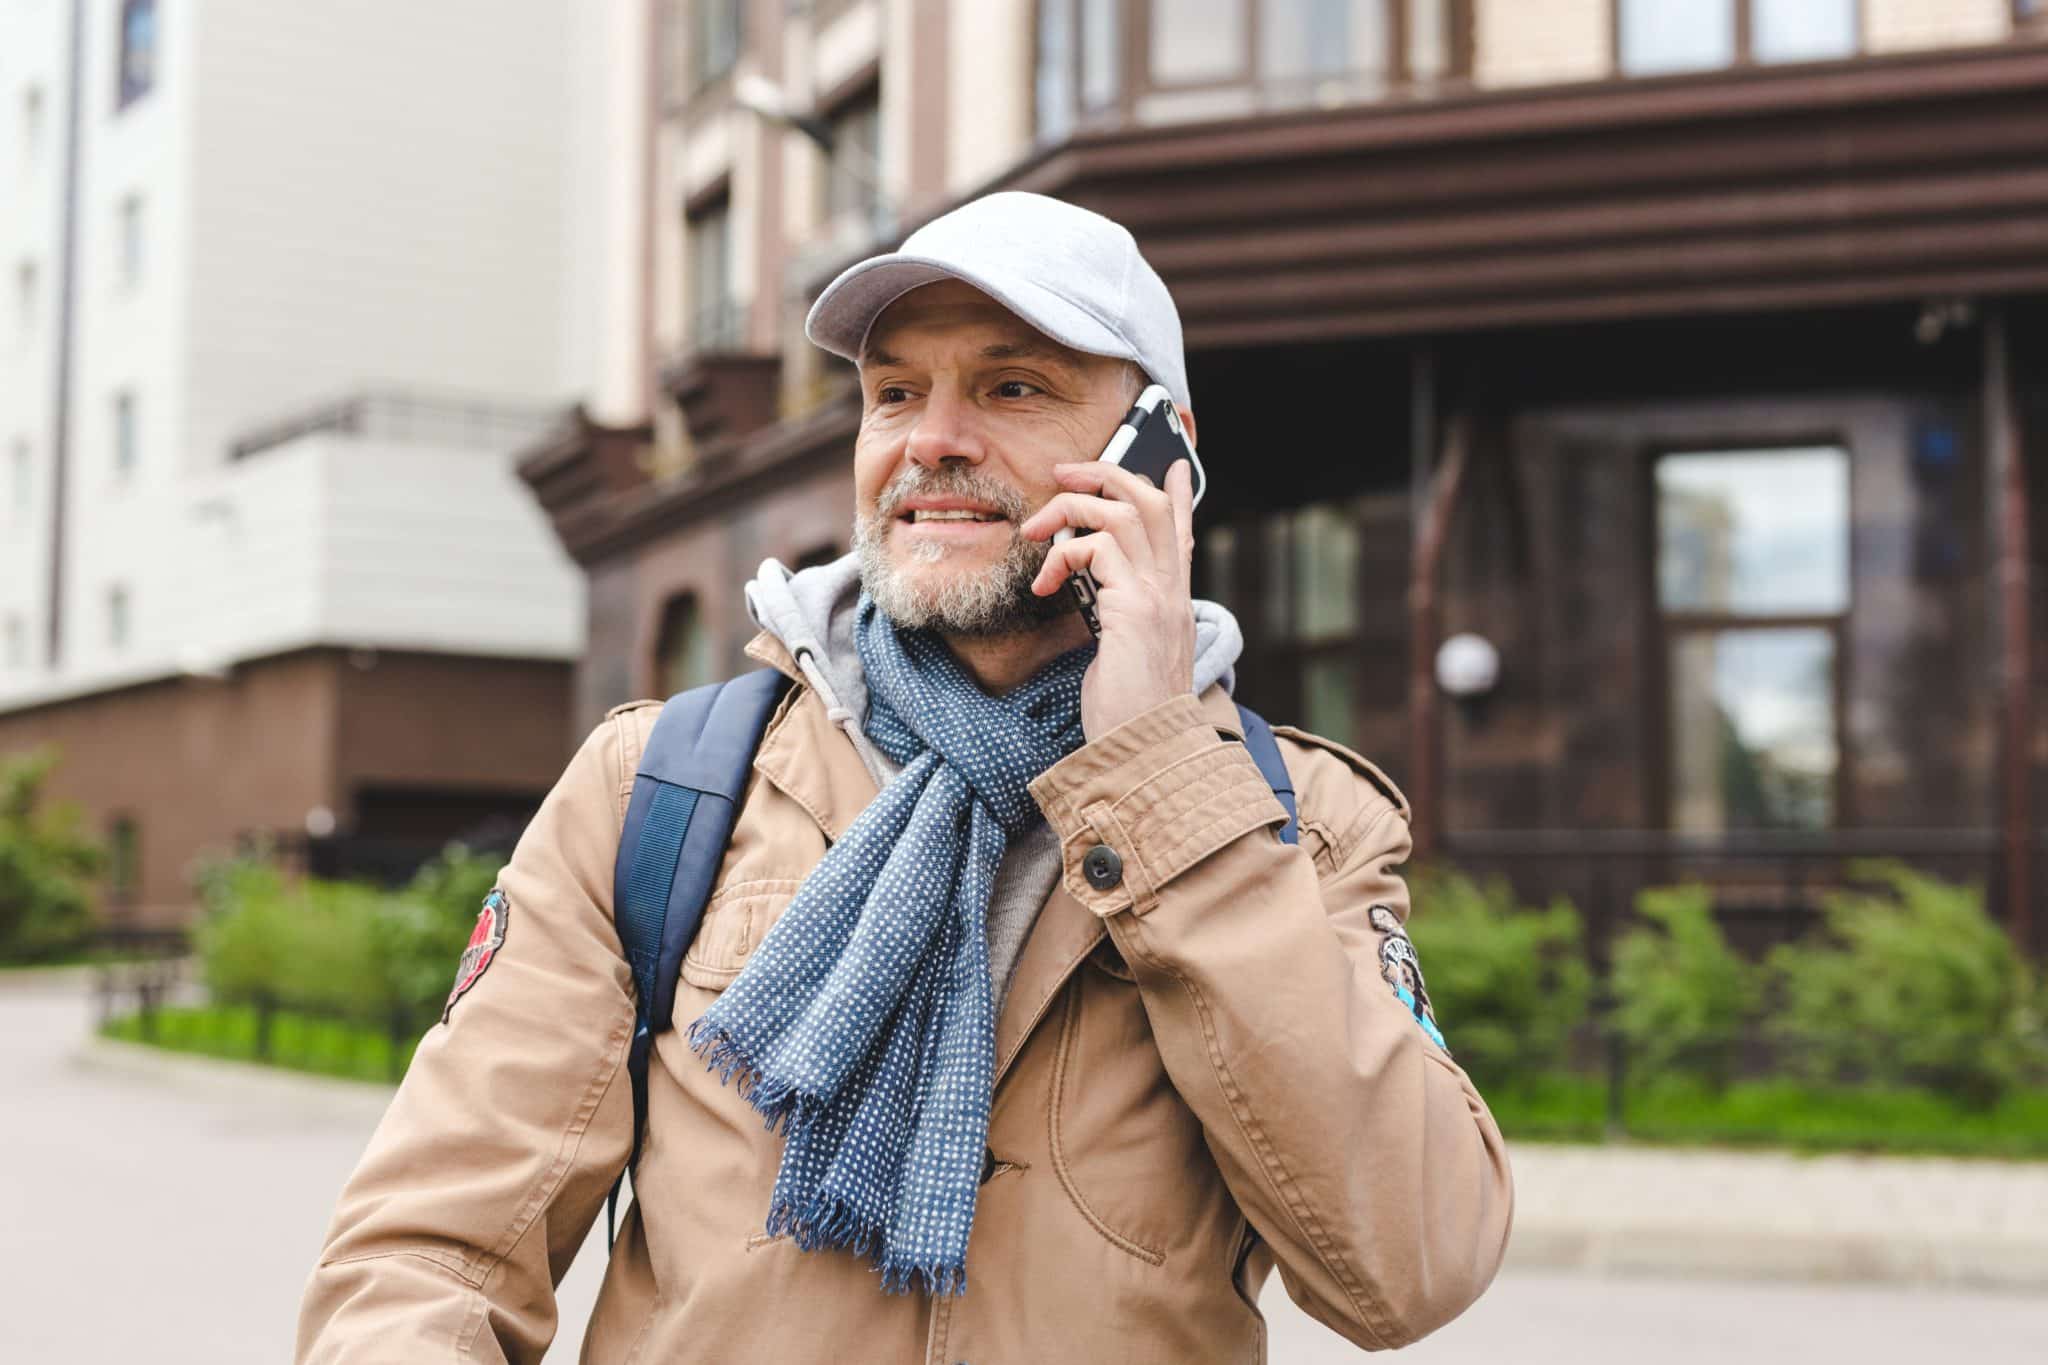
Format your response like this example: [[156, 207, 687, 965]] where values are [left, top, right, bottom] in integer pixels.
[[1610, 884, 1757, 1092], [192, 843, 504, 1035], [1405, 865, 1590, 1091], [1768, 860, 2046, 1109]]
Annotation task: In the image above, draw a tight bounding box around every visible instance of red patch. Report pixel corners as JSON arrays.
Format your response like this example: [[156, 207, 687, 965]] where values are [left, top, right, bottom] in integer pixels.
[[444, 889, 509, 1021]]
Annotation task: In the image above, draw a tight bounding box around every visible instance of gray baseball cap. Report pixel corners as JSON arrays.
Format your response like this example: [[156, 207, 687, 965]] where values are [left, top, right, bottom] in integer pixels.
[[804, 191, 1190, 410]]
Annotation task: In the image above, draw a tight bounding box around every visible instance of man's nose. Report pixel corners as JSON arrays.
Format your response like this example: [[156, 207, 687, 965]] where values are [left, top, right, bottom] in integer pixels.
[[904, 386, 986, 470]]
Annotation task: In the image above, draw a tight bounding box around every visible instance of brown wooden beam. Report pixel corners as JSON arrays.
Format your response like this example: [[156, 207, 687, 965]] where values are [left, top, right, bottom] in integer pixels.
[[1408, 409, 1471, 865], [1986, 308, 2037, 953]]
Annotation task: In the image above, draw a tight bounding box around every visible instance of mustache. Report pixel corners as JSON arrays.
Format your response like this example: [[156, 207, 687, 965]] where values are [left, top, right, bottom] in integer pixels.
[[871, 466, 1029, 521]]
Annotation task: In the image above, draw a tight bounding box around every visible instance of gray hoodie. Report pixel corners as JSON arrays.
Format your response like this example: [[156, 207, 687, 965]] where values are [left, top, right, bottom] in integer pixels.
[[745, 552, 1245, 1005]]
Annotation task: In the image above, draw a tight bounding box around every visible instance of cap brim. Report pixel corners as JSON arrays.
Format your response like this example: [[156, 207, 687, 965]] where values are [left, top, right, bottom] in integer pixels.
[[805, 253, 1136, 370]]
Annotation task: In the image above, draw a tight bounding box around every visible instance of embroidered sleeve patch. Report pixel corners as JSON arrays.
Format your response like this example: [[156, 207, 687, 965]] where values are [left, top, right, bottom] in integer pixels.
[[445, 889, 509, 1021], [1369, 904, 1448, 1052]]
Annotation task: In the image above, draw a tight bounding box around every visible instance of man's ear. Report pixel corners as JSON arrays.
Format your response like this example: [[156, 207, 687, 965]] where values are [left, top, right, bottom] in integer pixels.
[[1176, 404, 1198, 450]]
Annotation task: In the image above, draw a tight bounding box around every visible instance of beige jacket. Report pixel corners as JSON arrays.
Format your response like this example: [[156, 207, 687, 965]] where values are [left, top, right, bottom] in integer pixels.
[[297, 631, 1512, 1363]]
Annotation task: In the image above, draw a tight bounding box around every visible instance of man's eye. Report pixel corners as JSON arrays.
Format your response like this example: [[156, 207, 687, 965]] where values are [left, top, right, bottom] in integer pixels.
[[994, 380, 1042, 399], [877, 385, 911, 404]]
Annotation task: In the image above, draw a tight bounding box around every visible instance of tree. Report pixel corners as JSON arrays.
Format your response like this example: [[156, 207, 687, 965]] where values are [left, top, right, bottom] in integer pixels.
[[0, 748, 106, 962]]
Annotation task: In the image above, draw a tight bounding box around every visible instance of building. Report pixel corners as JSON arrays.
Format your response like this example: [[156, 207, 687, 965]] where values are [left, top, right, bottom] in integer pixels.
[[523, 0, 2047, 952], [0, 0, 637, 923]]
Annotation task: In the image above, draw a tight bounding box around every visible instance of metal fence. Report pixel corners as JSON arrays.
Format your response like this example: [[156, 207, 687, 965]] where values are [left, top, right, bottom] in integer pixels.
[[1436, 827, 2027, 962]]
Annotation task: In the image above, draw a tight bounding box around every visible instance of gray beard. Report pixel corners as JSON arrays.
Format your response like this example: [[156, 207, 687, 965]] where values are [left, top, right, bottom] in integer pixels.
[[852, 467, 1077, 638]]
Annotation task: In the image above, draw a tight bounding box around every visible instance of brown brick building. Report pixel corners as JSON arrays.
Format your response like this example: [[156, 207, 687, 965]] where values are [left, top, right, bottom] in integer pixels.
[[525, 0, 2048, 951]]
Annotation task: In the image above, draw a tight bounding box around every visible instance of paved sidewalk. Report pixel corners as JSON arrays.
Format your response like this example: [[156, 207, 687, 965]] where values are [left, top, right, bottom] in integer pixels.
[[10, 977, 2048, 1363], [1506, 1142, 2048, 1290]]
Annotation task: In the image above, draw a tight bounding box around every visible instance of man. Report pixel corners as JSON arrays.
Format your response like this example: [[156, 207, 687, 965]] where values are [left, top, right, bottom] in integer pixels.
[[297, 192, 1511, 1363]]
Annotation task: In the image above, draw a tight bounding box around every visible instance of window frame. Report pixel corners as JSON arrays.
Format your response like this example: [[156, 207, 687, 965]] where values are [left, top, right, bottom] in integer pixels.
[[1033, 0, 1474, 139], [1612, 0, 1866, 77], [1199, 495, 1375, 751], [817, 76, 882, 233], [1647, 440, 1855, 833]]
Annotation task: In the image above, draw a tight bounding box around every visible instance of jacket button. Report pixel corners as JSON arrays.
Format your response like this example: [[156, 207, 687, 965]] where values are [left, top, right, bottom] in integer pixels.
[[1082, 843, 1123, 890]]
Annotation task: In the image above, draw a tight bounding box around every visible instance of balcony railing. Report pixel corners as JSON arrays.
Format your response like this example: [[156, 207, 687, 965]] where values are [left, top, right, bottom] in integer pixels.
[[227, 390, 560, 461]]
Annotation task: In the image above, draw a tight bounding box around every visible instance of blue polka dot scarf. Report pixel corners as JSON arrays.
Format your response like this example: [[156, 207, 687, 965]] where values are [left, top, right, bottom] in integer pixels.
[[688, 593, 1094, 1296]]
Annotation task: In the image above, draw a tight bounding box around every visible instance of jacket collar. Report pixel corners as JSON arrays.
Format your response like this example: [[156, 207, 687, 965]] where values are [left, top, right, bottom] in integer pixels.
[[741, 627, 1245, 1083]]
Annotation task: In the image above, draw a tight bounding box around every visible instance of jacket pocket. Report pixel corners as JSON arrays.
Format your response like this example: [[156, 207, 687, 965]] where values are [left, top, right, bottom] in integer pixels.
[[679, 879, 800, 990], [1047, 983, 1168, 1266]]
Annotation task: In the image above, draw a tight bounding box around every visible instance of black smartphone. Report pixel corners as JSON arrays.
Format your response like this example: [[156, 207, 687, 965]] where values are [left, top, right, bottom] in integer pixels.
[[1055, 384, 1207, 637]]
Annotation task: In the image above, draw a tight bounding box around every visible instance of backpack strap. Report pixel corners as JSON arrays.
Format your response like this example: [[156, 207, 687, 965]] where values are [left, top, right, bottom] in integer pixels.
[[606, 667, 791, 1248], [1233, 703, 1299, 847]]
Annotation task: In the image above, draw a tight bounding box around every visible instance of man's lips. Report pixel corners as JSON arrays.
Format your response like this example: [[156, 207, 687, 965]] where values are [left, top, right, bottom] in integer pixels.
[[895, 498, 1008, 521]]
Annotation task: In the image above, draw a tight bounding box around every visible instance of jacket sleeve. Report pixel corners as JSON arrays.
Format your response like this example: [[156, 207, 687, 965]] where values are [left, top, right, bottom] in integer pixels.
[[1027, 694, 1513, 1351], [295, 711, 643, 1364]]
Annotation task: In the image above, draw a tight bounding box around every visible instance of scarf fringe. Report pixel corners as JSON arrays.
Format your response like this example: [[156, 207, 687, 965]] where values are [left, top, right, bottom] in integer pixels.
[[762, 1194, 968, 1298], [684, 1017, 820, 1136]]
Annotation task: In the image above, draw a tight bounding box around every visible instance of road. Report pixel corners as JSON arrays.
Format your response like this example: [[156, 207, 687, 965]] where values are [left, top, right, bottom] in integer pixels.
[[4, 978, 2045, 1363]]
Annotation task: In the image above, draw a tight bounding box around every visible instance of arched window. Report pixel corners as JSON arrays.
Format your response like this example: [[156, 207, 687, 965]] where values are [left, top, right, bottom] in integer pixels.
[[654, 593, 712, 697]]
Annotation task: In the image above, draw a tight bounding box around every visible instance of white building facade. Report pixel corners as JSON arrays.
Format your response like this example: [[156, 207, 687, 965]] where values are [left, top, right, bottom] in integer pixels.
[[0, 0, 646, 919]]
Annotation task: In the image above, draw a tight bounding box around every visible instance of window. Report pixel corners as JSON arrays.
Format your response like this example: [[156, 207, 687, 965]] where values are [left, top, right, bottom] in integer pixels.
[[1617, 0, 1856, 76], [1657, 447, 1850, 833], [117, 194, 143, 288], [686, 196, 737, 349], [3, 615, 23, 671], [22, 85, 44, 162], [112, 390, 138, 478], [821, 84, 881, 232], [1265, 0, 1400, 88], [1750, 0, 1857, 63], [16, 259, 36, 334], [107, 815, 141, 907], [107, 583, 131, 650], [654, 593, 711, 697], [690, 0, 742, 90], [1205, 499, 1366, 747], [1037, 0, 1438, 136], [1153, 0, 1249, 84], [10, 437, 29, 522], [118, 0, 159, 111]]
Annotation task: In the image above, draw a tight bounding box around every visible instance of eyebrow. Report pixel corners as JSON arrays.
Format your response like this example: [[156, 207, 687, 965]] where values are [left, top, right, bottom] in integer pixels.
[[978, 341, 1070, 365]]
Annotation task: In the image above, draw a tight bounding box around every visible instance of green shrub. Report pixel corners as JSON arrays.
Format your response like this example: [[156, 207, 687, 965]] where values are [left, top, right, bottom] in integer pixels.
[[1405, 865, 1591, 1089], [1767, 860, 2045, 1109], [193, 843, 502, 1035], [406, 843, 504, 923], [0, 748, 105, 962], [1610, 884, 1758, 1091]]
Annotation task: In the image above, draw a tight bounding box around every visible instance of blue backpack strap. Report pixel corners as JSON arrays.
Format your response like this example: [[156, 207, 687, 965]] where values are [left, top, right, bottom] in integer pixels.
[[1233, 703, 1299, 846], [606, 667, 791, 1248]]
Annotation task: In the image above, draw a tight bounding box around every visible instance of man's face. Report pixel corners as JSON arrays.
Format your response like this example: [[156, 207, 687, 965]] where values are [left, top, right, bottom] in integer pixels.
[[851, 279, 1140, 636]]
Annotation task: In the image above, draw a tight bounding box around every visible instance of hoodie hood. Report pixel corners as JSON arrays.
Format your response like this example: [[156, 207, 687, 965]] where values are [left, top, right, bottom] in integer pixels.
[[744, 552, 1245, 784]]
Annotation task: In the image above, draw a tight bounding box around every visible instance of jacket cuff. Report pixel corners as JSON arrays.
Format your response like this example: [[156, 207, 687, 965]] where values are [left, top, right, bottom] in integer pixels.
[[1029, 693, 1290, 917]]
